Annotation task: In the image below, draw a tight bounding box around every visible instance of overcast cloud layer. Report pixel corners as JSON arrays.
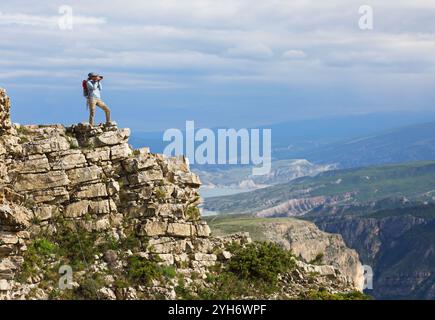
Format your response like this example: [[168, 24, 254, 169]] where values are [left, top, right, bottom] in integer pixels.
[[1, 0, 435, 130]]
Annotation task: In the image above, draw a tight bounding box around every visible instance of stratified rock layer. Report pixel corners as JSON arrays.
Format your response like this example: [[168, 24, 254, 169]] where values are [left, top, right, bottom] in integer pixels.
[[0, 88, 361, 299]]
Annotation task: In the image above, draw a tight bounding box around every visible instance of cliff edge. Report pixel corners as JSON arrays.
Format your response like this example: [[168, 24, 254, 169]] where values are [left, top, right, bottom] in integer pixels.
[[0, 88, 365, 300]]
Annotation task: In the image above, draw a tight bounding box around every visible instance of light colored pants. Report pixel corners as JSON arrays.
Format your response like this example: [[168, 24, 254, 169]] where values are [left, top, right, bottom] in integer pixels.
[[88, 98, 111, 126]]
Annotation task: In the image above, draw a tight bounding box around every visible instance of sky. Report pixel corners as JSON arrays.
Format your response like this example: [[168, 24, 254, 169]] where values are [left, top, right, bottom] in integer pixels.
[[1, 0, 435, 131]]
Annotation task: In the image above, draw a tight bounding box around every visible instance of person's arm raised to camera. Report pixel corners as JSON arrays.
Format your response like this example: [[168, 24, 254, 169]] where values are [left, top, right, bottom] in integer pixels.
[[87, 79, 99, 92]]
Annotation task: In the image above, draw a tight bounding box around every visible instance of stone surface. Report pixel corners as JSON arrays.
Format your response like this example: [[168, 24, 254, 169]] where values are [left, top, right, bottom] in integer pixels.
[[0, 87, 362, 301], [0, 89, 12, 133], [65, 201, 90, 218], [140, 221, 167, 237], [261, 219, 364, 290], [167, 223, 192, 237], [14, 171, 70, 192], [96, 128, 130, 146], [73, 183, 108, 199], [66, 166, 103, 185]]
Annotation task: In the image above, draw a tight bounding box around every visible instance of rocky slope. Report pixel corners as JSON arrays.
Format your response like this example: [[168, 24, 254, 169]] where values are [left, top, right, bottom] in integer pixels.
[[311, 206, 435, 299], [0, 88, 363, 300], [206, 216, 364, 291], [207, 216, 364, 289], [261, 219, 364, 289]]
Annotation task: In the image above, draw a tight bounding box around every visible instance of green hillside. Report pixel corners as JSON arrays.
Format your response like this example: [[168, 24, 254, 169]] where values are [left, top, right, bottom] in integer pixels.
[[203, 160, 435, 215]]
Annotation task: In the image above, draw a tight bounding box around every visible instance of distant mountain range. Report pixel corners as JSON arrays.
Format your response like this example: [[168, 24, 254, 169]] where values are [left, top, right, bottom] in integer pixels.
[[302, 122, 435, 168], [195, 159, 334, 189], [131, 115, 435, 192], [130, 112, 435, 160], [203, 160, 435, 216]]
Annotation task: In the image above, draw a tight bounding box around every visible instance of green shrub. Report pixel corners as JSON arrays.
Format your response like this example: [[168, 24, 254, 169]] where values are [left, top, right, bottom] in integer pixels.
[[175, 276, 196, 300], [303, 289, 372, 300], [227, 242, 295, 285], [155, 187, 167, 200], [17, 238, 58, 282], [33, 239, 58, 255], [74, 274, 106, 300], [161, 266, 177, 279], [69, 140, 79, 149], [55, 224, 99, 270], [310, 252, 324, 265], [16, 126, 32, 136], [126, 256, 163, 285], [186, 206, 200, 221], [191, 242, 295, 300]]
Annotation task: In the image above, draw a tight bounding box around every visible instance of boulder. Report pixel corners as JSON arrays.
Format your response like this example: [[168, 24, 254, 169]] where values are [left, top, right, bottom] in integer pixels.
[[89, 200, 111, 215], [139, 221, 168, 237], [74, 183, 108, 199], [110, 143, 132, 161], [66, 166, 103, 185], [128, 169, 163, 185], [14, 171, 70, 192], [50, 150, 87, 170], [196, 223, 211, 238], [33, 205, 57, 221], [65, 201, 90, 218], [167, 223, 192, 238], [23, 135, 70, 155], [0, 280, 11, 291], [0, 88, 12, 133], [83, 147, 111, 163], [0, 204, 31, 229], [16, 155, 50, 174], [123, 154, 157, 173], [96, 128, 130, 146]]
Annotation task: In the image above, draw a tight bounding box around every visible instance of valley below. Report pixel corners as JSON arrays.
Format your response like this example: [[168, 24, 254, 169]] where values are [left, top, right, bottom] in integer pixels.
[[202, 160, 435, 299]]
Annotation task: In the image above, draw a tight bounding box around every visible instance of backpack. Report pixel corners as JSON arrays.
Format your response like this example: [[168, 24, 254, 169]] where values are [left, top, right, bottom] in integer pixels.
[[82, 80, 89, 97]]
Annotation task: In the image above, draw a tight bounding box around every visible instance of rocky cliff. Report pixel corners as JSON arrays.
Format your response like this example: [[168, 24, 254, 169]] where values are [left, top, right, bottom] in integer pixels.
[[0, 88, 363, 300], [260, 219, 364, 290], [312, 209, 435, 299], [206, 216, 364, 291]]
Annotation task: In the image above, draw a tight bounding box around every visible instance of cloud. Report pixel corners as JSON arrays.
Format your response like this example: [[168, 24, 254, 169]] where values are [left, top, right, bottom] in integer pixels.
[[0, 11, 106, 27], [225, 43, 274, 60], [2, 0, 435, 129], [282, 50, 307, 59]]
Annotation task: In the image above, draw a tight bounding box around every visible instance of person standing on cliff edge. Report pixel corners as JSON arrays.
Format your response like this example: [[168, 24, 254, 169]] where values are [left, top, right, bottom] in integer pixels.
[[85, 72, 111, 126]]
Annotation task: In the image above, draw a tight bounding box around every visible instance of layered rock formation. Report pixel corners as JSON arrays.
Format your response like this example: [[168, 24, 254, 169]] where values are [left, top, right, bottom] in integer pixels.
[[313, 211, 435, 299], [0, 89, 215, 297], [260, 219, 364, 290], [0, 89, 11, 134], [207, 216, 364, 291], [0, 88, 363, 300]]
